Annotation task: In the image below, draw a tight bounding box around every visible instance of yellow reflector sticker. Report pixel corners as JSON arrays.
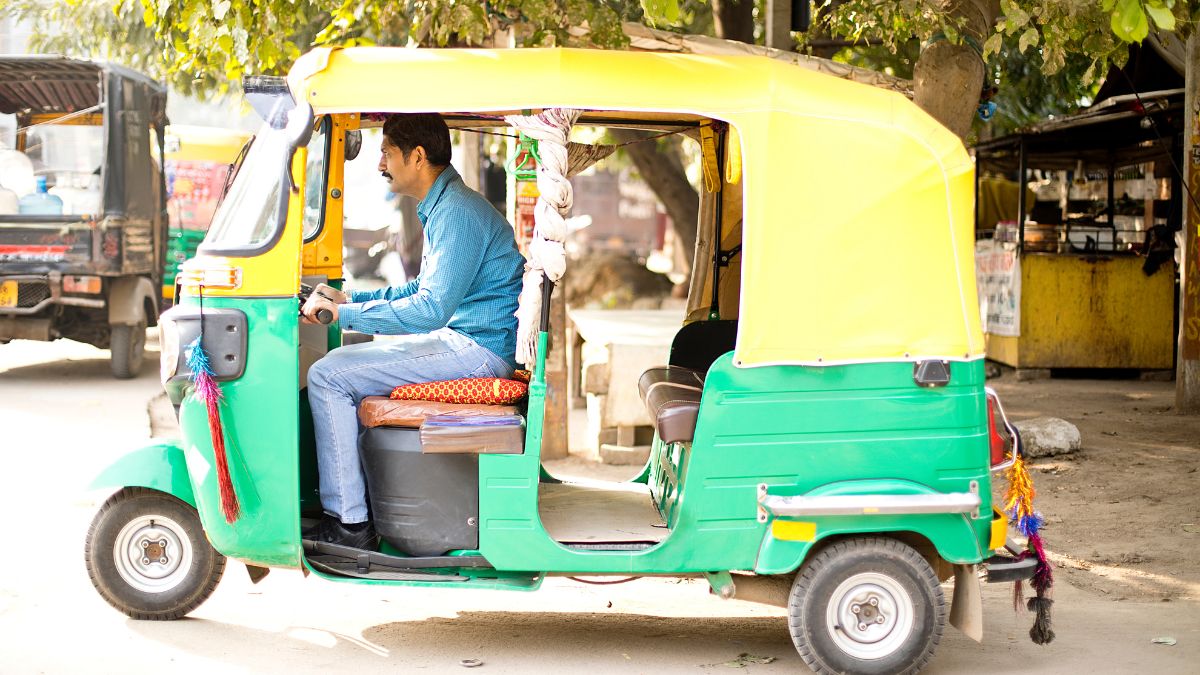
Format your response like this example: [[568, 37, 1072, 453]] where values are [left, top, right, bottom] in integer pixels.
[[863, 507, 880, 513], [771, 521, 817, 542]]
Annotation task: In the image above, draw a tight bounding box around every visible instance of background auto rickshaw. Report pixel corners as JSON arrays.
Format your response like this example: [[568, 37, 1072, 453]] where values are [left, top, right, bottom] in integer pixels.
[[0, 56, 168, 378], [85, 47, 1037, 674], [161, 125, 251, 305]]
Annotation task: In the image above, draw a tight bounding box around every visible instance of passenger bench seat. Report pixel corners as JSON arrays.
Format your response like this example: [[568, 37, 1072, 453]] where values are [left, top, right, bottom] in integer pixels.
[[637, 366, 704, 445]]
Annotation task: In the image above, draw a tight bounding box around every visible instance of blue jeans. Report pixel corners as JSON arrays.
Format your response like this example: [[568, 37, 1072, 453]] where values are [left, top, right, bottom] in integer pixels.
[[307, 327, 513, 523]]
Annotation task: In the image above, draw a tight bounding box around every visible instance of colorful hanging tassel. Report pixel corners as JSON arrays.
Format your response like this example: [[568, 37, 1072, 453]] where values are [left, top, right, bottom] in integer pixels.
[[186, 335, 240, 523], [1003, 452, 1055, 644]]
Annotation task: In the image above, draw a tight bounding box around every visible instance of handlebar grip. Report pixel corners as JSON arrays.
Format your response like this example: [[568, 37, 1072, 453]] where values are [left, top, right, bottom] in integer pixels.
[[316, 308, 334, 325]]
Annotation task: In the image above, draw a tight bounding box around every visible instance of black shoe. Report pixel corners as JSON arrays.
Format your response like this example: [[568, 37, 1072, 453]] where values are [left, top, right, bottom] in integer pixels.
[[302, 515, 378, 550]]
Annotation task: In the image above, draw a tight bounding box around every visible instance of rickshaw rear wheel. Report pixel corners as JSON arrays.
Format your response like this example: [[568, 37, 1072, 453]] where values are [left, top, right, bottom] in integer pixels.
[[787, 536, 944, 675], [110, 320, 147, 379], [85, 487, 225, 620]]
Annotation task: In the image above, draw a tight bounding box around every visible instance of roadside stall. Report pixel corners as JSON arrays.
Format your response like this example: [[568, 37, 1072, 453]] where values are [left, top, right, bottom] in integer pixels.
[[973, 87, 1183, 372]]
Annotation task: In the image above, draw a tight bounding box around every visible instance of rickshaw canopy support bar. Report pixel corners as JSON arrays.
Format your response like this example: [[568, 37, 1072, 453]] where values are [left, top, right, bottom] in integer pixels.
[[761, 491, 981, 517]]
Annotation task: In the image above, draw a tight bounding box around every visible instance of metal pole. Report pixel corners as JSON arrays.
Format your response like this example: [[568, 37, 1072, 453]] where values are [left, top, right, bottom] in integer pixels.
[[1017, 137, 1027, 253]]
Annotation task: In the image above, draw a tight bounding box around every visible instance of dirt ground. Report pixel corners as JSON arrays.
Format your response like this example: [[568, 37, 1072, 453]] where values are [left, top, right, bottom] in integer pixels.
[[985, 370, 1200, 605]]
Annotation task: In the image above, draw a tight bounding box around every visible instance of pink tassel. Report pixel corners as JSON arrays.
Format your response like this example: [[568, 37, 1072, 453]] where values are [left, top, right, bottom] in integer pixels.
[[188, 337, 240, 523]]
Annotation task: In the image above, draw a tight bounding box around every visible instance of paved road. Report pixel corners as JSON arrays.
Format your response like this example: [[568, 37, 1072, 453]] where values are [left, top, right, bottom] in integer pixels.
[[0, 338, 1196, 673]]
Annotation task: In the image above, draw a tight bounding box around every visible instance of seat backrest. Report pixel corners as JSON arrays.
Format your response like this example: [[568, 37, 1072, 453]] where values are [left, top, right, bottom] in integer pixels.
[[668, 320, 738, 374]]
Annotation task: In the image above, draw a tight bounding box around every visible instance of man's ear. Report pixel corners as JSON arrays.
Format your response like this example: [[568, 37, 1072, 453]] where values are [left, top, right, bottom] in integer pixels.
[[412, 145, 427, 167]]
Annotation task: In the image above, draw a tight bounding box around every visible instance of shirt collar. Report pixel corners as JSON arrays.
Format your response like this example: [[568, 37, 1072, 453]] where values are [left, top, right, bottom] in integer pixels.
[[416, 164, 460, 224]]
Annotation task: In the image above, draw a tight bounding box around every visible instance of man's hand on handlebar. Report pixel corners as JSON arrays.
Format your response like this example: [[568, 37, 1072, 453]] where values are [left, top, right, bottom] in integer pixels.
[[300, 283, 347, 325]]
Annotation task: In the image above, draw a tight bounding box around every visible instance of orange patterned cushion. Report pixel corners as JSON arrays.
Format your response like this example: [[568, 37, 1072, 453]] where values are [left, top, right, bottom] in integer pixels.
[[389, 377, 529, 405]]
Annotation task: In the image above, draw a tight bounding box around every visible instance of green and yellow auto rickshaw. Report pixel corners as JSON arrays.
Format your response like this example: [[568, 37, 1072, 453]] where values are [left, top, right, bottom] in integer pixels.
[[85, 47, 1039, 674]]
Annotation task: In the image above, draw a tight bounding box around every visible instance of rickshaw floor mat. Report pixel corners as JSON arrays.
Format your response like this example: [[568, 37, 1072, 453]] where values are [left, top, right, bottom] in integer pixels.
[[302, 539, 492, 569], [538, 481, 668, 545], [306, 556, 470, 581]]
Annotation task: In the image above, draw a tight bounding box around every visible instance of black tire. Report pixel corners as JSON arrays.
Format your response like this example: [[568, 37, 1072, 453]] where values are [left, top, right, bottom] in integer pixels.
[[84, 488, 225, 620], [110, 320, 147, 379], [788, 537, 945, 675]]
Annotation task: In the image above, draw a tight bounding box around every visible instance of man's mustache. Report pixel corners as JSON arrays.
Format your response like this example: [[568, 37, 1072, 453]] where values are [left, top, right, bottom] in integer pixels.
[[381, 171, 392, 180]]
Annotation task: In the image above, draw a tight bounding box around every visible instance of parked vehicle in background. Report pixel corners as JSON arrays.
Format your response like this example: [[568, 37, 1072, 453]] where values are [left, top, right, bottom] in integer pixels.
[[162, 125, 251, 305], [0, 56, 168, 378]]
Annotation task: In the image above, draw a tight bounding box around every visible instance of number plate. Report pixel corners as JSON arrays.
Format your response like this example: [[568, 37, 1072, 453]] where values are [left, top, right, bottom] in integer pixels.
[[0, 280, 17, 308]]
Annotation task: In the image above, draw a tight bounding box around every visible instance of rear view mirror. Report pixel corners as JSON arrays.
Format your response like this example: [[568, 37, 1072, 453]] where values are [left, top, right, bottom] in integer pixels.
[[345, 130, 362, 161], [285, 103, 315, 148]]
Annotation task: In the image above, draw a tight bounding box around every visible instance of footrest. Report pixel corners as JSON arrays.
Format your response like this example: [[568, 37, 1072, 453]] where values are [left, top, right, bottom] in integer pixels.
[[301, 538, 492, 570]]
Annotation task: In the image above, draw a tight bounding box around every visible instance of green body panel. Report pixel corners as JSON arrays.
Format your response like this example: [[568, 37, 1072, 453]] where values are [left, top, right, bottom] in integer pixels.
[[176, 295, 303, 568], [89, 440, 196, 507], [479, 353, 992, 575]]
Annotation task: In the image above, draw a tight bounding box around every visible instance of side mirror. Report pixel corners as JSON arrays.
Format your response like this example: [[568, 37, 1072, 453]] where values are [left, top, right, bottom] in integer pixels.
[[345, 130, 362, 161], [285, 103, 315, 149]]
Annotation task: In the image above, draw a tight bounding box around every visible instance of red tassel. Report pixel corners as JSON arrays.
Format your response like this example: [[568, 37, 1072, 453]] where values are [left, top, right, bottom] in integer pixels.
[[205, 389, 240, 523]]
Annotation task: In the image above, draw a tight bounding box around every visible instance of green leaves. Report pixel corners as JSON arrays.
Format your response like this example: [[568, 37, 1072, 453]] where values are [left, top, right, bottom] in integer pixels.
[[1111, 0, 1149, 42], [1145, 1, 1177, 31], [641, 0, 679, 25]]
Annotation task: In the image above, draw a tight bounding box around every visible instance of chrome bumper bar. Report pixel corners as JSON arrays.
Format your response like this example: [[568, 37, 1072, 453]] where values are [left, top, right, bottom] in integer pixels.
[[760, 489, 981, 518]]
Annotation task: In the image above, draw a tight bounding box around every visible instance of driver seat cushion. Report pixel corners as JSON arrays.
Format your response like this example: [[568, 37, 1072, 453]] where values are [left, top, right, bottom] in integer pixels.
[[637, 366, 704, 445], [359, 396, 520, 429]]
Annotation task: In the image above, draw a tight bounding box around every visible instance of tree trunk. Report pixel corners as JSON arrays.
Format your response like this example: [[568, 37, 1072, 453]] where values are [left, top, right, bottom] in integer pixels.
[[1179, 32, 1200, 412], [711, 0, 755, 45], [911, 0, 998, 140], [609, 129, 698, 257]]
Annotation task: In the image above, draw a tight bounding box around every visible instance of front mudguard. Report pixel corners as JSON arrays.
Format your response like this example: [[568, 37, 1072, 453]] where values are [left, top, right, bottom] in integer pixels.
[[89, 440, 195, 507]]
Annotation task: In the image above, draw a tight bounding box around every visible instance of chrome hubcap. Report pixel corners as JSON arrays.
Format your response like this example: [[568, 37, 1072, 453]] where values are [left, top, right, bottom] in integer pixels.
[[825, 572, 914, 660], [113, 515, 192, 594]]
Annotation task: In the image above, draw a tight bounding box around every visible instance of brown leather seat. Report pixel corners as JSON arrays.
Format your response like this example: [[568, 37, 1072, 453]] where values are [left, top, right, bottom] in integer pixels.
[[358, 396, 520, 429], [637, 366, 704, 445]]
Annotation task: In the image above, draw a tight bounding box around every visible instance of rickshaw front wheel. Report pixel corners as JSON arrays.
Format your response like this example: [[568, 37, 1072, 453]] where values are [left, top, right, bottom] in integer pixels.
[[787, 536, 944, 675], [85, 487, 225, 620]]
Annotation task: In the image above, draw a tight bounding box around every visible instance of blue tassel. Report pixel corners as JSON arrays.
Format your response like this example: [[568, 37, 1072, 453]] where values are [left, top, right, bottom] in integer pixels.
[[186, 336, 214, 378]]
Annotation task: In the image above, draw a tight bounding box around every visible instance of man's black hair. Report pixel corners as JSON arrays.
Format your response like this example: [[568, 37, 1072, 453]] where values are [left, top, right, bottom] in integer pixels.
[[382, 113, 452, 167]]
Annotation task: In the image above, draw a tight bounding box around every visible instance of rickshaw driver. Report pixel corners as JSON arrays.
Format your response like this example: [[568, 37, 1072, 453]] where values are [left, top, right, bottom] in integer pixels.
[[300, 113, 525, 549]]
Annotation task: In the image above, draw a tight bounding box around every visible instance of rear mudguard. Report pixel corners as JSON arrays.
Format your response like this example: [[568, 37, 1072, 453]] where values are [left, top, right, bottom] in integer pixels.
[[89, 440, 195, 507], [754, 479, 988, 575]]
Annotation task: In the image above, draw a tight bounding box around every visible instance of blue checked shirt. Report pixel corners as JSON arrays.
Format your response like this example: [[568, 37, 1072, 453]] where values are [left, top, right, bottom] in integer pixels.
[[338, 165, 525, 369]]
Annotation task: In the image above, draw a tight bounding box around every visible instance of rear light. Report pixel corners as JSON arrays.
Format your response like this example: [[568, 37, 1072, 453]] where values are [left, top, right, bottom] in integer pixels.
[[63, 275, 102, 294], [985, 387, 1018, 471]]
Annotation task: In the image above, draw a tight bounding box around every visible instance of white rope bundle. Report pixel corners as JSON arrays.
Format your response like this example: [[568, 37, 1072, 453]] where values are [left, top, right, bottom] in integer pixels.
[[505, 108, 580, 367]]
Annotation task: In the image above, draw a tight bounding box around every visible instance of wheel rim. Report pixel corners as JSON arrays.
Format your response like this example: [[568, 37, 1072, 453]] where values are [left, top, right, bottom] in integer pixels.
[[824, 572, 915, 660], [112, 514, 193, 594]]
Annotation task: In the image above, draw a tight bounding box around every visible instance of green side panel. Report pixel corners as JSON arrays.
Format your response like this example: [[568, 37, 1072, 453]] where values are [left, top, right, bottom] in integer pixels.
[[89, 440, 195, 507], [478, 353, 991, 575], [176, 295, 302, 568]]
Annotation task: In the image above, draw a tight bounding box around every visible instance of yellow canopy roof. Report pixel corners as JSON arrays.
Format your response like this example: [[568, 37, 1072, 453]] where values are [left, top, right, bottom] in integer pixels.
[[289, 47, 984, 367]]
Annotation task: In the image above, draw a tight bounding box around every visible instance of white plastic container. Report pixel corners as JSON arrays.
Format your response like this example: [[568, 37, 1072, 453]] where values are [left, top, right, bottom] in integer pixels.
[[18, 176, 64, 215]]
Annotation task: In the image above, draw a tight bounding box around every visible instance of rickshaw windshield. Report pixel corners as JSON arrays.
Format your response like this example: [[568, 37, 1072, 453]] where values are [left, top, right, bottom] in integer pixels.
[[201, 122, 288, 252]]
